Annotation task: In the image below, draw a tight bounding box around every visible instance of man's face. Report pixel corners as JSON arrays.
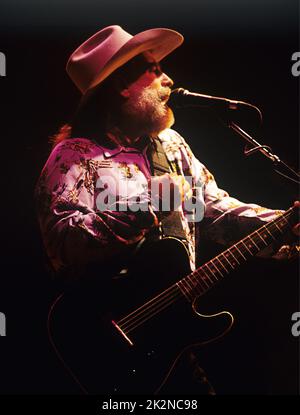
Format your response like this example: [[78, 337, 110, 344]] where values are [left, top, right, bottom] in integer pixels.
[[119, 52, 175, 137]]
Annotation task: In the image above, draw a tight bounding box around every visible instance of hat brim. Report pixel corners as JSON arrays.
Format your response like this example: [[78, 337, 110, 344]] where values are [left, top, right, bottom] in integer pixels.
[[87, 28, 183, 93]]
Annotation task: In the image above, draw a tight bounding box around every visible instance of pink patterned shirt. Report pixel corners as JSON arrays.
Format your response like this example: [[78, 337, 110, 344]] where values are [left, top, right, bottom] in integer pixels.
[[35, 128, 282, 272]]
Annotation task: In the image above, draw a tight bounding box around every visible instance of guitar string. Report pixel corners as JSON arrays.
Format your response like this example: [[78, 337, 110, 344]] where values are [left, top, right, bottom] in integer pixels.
[[119, 275, 207, 333], [118, 270, 209, 333], [118, 208, 294, 334], [117, 291, 182, 333], [124, 290, 184, 334], [119, 211, 294, 335], [118, 209, 294, 334], [117, 284, 179, 325], [118, 267, 209, 331]]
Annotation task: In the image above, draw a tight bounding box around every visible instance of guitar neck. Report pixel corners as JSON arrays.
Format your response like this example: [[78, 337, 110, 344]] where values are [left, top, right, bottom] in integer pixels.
[[177, 206, 297, 300]]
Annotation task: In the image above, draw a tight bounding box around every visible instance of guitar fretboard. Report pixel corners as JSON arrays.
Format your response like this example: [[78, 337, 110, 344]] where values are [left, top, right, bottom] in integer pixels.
[[177, 206, 296, 301], [116, 206, 297, 337]]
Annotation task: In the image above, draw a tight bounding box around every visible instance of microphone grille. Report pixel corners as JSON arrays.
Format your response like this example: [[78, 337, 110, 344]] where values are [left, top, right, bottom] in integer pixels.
[[171, 87, 189, 95]]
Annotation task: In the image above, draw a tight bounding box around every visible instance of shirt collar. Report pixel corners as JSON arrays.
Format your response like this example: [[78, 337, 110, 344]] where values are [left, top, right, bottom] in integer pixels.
[[102, 132, 153, 158]]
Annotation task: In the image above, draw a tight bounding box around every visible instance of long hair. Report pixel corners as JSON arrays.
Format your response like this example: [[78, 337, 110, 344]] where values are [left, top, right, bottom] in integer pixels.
[[50, 76, 123, 147], [51, 54, 151, 148]]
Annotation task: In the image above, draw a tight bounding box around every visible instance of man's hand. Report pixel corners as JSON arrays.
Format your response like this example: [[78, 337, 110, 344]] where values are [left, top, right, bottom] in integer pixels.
[[292, 201, 300, 236], [169, 173, 193, 202], [149, 173, 192, 211], [273, 201, 300, 261], [273, 244, 300, 261]]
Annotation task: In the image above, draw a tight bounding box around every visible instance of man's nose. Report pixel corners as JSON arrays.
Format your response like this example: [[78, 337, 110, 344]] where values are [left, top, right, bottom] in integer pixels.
[[161, 72, 174, 88]]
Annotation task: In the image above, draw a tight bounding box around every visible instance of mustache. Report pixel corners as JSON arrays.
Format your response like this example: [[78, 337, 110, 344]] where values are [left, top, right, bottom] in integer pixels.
[[158, 88, 171, 101]]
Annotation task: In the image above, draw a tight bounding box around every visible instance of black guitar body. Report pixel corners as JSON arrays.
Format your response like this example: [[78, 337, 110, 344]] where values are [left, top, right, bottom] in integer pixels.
[[49, 206, 297, 394], [50, 237, 233, 394]]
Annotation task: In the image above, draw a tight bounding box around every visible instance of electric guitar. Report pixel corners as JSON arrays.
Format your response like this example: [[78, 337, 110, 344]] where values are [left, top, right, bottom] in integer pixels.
[[48, 206, 297, 394]]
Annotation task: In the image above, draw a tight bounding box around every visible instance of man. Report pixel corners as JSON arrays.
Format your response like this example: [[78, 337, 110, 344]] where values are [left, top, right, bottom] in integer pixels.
[[36, 25, 298, 394]]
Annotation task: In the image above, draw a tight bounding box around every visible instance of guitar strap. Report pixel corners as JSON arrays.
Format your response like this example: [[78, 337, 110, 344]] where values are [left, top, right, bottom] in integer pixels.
[[147, 137, 188, 241]]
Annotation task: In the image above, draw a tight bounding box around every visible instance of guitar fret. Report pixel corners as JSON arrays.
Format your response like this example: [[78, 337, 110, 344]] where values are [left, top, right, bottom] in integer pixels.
[[198, 268, 213, 286], [176, 280, 193, 301], [216, 257, 229, 274], [274, 222, 284, 233], [248, 236, 259, 250], [189, 273, 204, 295], [234, 244, 247, 260], [241, 240, 254, 256], [209, 261, 224, 278], [227, 248, 240, 265], [221, 252, 235, 269], [177, 280, 190, 298], [265, 226, 276, 240], [255, 230, 268, 246], [185, 276, 195, 294], [204, 264, 219, 281], [280, 215, 292, 229], [188, 270, 208, 295], [259, 227, 274, 243], [195, 270, 210, 289], [187, 274, 204, 296], [243, 238, 257, 254], [202, 269, 214, 286]]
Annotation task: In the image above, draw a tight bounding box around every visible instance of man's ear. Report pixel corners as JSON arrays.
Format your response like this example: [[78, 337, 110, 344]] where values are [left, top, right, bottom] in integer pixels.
[[120, 88, 130, 98]]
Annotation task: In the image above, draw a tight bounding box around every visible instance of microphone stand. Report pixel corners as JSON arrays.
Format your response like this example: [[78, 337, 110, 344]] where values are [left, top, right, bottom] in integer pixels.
[[170, 88, 299, 185], [227, 120, 300, 185]]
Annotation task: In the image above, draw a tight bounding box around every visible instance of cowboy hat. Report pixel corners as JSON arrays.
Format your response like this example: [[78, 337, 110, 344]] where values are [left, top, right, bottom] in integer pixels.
[[66, 25, 184, 94]]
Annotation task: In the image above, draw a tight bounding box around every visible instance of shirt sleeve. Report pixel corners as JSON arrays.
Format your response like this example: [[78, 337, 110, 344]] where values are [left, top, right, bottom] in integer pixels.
[[35, 141, 158, 271], [199, 163, 283, 248], [170, 129, 284, 252]]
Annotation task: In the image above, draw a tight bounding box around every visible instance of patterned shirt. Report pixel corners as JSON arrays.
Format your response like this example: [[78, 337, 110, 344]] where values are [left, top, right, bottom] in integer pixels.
[[35, 128, 283, 272]]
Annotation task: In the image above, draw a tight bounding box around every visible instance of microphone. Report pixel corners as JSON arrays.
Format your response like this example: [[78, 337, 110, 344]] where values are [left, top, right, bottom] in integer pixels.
[[169, 87, 262, 121]]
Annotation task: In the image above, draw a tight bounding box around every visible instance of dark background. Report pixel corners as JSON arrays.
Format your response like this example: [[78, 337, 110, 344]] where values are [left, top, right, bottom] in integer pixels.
[[0, 0, 299, 394]]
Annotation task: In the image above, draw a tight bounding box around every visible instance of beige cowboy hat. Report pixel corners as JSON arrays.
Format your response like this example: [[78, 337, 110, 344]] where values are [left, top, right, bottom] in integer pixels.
[[66, 25, 184, 94]]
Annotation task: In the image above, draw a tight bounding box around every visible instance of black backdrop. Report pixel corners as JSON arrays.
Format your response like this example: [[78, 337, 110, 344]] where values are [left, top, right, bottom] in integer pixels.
[[0, 0, 298, 394]]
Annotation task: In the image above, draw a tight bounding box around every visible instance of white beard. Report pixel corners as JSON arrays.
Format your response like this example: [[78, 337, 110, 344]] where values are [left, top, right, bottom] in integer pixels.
[[121, 86, 175, 137]]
